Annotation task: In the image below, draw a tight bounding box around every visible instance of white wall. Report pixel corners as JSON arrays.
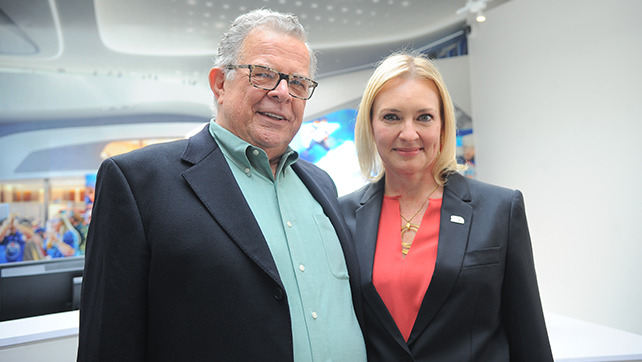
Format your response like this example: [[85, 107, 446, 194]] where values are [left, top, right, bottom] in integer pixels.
[[469, 0, 642, 334], [434, 55, 472, 116]]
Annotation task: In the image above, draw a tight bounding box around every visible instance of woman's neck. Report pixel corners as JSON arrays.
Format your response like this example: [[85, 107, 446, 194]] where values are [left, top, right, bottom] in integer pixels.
[[384, 170, 440, 200]]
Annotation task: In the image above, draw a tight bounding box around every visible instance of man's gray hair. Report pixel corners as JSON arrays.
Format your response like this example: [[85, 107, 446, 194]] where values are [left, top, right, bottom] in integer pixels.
[[215, 8, 317, 79]]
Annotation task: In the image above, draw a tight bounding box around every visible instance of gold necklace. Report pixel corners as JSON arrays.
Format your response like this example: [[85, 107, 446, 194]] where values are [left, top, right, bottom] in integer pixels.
[[400, 184, 439, 256]]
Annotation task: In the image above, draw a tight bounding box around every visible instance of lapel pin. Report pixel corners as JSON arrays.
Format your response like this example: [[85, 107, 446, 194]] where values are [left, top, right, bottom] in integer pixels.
[[450, 215, 465, 224]]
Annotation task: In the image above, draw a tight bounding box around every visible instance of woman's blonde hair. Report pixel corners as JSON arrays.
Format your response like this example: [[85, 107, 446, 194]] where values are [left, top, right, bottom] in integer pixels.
[[355, 52, 465, 184]]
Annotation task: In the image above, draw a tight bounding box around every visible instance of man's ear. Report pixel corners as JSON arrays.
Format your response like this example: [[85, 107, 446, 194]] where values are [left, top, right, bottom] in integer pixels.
[[209, 67, 226, 104]]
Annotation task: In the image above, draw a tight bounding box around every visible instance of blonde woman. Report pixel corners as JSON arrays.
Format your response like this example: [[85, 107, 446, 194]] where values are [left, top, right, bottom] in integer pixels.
[[339, 52, 552, 361]]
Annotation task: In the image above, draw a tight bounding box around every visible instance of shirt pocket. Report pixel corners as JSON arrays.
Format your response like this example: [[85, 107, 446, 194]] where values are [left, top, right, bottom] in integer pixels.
[[462, 246, 501, 268], [313, 214, 349, 280]]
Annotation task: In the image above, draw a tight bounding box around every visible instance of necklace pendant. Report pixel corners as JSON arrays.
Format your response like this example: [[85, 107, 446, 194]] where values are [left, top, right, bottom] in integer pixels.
[[401, 223, 419, 233]]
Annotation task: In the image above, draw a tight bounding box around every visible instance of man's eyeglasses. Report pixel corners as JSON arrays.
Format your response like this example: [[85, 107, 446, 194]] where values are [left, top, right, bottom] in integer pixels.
[[225, 64, 318, 100]]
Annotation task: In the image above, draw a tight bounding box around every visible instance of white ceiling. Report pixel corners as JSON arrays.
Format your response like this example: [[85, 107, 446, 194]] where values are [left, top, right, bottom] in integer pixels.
[[0, 0, 508, 128], [94, 0, 469, 54]]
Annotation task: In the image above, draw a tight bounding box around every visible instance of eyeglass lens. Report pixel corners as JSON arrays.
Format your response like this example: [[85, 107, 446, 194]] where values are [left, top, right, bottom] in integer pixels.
[[249, 66, 314, 99]]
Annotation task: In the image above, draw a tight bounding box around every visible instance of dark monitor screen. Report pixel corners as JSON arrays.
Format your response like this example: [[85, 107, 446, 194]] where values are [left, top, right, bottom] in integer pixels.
[[0, 256, 84, 321]]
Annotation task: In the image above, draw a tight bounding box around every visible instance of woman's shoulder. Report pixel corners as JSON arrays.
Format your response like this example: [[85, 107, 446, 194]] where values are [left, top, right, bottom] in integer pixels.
[[339, 183, 368, 205], [445, 172, 520, 201], [339, 181, 382, 209]]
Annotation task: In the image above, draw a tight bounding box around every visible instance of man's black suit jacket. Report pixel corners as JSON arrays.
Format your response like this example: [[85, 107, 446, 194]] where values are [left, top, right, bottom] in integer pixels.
[[77, 126, 363, 361], [339, 173, 553, 361]]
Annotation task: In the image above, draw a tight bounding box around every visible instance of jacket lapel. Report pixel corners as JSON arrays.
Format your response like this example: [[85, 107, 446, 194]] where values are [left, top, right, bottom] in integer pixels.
[[355, 180, 412, 345], [292, 162, 344, 241], [293, 162, 366, 319], [408, 173, 473, 344], [180, 126, 282, 285], [355, 180, 384, 284]]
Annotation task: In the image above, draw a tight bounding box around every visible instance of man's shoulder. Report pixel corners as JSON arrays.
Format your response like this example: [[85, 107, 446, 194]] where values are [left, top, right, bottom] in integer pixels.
[[114, 138, 189, 162], [100, 138, 192, 176], [294, 157, 323, 172], [293, 159, 331, 181], [292, 159, 339, 195], [102, 139, 193, 174]]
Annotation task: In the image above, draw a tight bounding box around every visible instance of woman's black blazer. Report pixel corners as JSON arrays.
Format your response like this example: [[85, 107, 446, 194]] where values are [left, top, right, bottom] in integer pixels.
[[339, 172, 553, 361]]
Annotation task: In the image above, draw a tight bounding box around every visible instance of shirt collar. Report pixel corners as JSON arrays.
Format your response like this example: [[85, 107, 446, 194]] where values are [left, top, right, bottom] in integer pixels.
[[208, 119, 299, 179]]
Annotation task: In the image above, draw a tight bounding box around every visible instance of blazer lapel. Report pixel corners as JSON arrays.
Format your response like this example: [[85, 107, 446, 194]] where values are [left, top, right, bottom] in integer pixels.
[[292, 162, 346, 243], [293, 162, 366, 319], [180, 126, 282, 285], [293, 162, 357, 278], [355, 180, 384, 284], [408, 173, 473, 344], [356, 180, 412, 346]]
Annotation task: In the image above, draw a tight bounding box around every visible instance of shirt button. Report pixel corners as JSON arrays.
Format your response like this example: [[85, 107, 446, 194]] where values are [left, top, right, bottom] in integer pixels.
[[286, 221, 292, 228], [252, 149, 260, 156], [311, 311, 318, 319], [244, 167, 250, 174], [299, 264, 305, 272]]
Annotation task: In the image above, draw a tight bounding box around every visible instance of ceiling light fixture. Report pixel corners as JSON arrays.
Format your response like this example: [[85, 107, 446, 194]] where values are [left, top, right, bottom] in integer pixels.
[[456, 0, 491, 23]]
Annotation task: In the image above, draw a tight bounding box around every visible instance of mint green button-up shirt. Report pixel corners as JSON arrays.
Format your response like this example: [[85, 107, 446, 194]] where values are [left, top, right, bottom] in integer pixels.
[[209, 121, 366, 361]]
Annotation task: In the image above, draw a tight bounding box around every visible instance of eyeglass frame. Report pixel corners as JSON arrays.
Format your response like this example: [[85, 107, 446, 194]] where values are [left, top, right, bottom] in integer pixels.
[[224, 64, 318, 100]]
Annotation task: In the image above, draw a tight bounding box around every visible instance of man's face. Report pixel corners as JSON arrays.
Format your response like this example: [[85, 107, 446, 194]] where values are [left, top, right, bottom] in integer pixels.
[[213, 28, 311, 163]]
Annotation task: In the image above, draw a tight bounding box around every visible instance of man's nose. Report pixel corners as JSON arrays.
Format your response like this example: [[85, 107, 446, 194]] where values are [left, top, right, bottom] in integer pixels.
[[268, 79, 292, 103]]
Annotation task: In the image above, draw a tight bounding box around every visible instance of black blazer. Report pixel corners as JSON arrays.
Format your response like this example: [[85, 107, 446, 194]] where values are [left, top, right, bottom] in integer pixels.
[[339, 173, 553, 361], [77, 126, 362, 361]]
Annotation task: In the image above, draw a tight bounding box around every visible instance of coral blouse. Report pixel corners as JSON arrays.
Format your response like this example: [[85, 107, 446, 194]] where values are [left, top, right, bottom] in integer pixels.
[[372, 195, 442, 341]]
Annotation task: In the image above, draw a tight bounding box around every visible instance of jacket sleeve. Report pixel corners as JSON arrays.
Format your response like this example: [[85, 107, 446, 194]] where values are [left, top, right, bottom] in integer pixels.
[[501, 190, 554, 361], [77, 158, 150, 361]]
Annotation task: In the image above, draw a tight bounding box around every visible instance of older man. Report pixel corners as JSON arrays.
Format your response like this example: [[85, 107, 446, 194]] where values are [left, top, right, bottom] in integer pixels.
[[78, 9, 366, 362]]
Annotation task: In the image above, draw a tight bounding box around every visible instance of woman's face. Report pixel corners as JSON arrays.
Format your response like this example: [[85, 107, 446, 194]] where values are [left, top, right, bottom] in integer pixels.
[[371, 77, 442, 180]]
